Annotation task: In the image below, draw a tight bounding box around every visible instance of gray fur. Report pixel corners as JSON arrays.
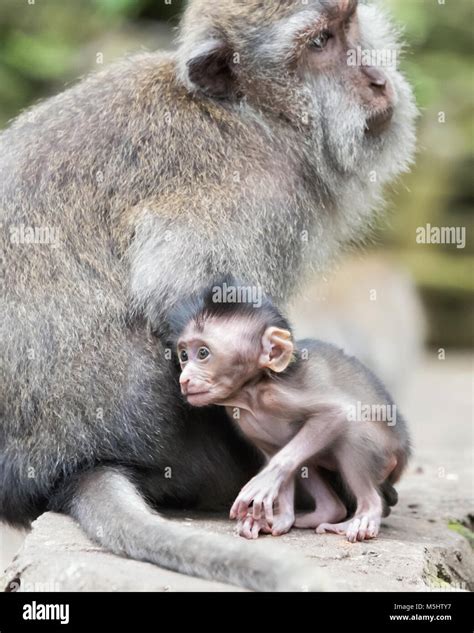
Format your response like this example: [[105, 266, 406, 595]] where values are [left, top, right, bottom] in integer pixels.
[[0, 0, 416, 590], [69, 467, 331, 591]]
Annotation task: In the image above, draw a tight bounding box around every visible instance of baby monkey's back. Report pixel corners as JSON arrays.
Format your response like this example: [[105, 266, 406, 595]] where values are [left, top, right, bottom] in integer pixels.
[[293, 337, 411, 483]]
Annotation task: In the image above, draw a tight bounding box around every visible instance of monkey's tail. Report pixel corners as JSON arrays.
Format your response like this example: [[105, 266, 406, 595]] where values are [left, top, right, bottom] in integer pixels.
[[381, 448, 410, 517], [66, 466, 332, 592], [380, 480, 398, 518]]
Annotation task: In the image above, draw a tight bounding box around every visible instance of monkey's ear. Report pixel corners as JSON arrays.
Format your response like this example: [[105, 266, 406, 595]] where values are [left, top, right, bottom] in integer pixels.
[[259, 327, 294, 373], [184, 39, 237, 99]]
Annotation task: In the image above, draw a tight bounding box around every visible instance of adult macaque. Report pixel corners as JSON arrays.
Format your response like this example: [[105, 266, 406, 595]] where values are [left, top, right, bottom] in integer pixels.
[[1, 0, 416, 589], [175, 279, 411, 542]]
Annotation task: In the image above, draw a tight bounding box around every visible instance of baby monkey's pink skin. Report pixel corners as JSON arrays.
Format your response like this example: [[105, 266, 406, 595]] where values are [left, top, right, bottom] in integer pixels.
[[177, 305, 410, 543]]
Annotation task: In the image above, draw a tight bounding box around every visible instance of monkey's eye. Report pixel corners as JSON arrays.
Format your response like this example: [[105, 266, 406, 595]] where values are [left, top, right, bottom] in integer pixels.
[[197, 347, 210, 360], [310, 31, 332, 51], [179, 350, 188, 363]]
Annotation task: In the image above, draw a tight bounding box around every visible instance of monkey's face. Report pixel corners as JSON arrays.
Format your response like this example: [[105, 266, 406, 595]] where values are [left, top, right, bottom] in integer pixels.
[[291, 0, 417, 176], [297, 1, 394, 135], [180, 0, 416, 178], [177, 318, 259, 407], [177, 316, 295, 408]]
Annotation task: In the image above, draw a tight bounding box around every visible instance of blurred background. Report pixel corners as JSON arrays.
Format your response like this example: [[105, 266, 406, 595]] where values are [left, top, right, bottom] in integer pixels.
[[0, 0, 472, 577]]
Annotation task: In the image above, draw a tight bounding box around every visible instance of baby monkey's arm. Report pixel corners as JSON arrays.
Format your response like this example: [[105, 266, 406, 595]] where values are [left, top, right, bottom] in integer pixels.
[[230, 404, 346, 524]]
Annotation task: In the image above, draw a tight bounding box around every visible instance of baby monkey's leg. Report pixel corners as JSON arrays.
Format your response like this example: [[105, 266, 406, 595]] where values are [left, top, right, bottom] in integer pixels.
[[230, 406, 345, 524], [295, 466, 346, 529], [271, 478, 296, 536], [317, 445, 384, 542]]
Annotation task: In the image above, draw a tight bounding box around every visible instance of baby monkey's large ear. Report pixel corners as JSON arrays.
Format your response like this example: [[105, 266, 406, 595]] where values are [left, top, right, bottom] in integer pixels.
[[259, 327, 294, 373]]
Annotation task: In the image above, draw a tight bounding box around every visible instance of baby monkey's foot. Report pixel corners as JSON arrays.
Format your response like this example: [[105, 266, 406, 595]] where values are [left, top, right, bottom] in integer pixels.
[[236, 513, 272, 540], [295, 504, 346, 529], [295, 496, 346, 529], [270, 511, 295, 536], [316, 513, 381, 542]]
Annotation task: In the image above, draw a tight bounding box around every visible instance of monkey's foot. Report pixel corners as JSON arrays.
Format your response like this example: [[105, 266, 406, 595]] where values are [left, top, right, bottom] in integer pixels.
[[316, 513, 381, 543], [235, 514, 272, 540], [271, 511, 295, 536], [295, 501, 346, 529]]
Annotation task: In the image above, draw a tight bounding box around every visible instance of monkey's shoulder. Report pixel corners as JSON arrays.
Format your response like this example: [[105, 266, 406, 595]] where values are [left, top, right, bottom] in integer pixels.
[[294, 338, 364, 372], [294, 338, 394, 399], [295, 337, 347, 359]]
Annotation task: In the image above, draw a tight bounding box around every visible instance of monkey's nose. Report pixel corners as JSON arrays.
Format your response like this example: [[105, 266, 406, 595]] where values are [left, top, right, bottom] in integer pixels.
[[179, 376, 189, 393], [362, 65, 387, 91]]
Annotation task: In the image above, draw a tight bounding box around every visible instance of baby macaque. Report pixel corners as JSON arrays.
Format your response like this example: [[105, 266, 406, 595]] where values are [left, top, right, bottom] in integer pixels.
[[172, 279, 411, 542]]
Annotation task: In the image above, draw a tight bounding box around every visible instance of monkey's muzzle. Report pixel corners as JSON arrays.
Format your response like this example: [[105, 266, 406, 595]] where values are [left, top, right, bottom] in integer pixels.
[[365, 106, 394, 137]]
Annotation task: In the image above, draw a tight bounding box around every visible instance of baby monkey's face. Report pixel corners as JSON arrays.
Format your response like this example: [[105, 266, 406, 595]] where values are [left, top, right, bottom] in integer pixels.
[[177, 318, 251, 407], [177, 316, 294, 408]]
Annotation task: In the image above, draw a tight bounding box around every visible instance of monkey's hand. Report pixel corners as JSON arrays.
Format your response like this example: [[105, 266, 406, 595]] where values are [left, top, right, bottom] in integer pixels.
[[229, 465, 287, 525], [235, 513, 272, 540]]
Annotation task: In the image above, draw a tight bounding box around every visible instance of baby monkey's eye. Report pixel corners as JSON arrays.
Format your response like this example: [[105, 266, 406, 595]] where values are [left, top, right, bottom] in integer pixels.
[[179, 350, 188, 363], [310, 31, 332, 50], [197, 347, 210, 360]]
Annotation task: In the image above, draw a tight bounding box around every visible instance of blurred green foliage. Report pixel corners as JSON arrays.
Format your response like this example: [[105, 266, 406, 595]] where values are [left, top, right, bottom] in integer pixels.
[[383, 0, 473, 347], [0, 0, 185, 123], [0, 0, 472, 346]]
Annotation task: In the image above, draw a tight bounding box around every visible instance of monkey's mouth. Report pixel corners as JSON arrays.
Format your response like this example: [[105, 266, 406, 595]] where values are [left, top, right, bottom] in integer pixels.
[[365, 106, 394, 136], [186, 391, 213, 406]]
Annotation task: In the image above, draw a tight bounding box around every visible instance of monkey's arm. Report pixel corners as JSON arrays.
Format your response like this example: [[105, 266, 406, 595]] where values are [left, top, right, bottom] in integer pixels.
[[65, 465, 328, 592], [230, 405, 346, 523]]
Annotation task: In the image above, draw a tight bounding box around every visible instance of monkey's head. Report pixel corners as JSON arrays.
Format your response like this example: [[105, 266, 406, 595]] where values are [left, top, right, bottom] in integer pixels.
[[178, 0, 416, 180], [171, 278, 294, 407]]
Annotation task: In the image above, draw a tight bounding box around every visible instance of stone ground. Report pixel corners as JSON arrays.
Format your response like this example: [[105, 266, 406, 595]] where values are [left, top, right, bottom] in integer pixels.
[[1, 354, 473, 592]]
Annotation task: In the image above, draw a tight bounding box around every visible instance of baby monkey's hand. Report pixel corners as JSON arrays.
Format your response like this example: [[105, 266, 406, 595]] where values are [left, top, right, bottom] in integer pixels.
[[229, 466, 286, 525]]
